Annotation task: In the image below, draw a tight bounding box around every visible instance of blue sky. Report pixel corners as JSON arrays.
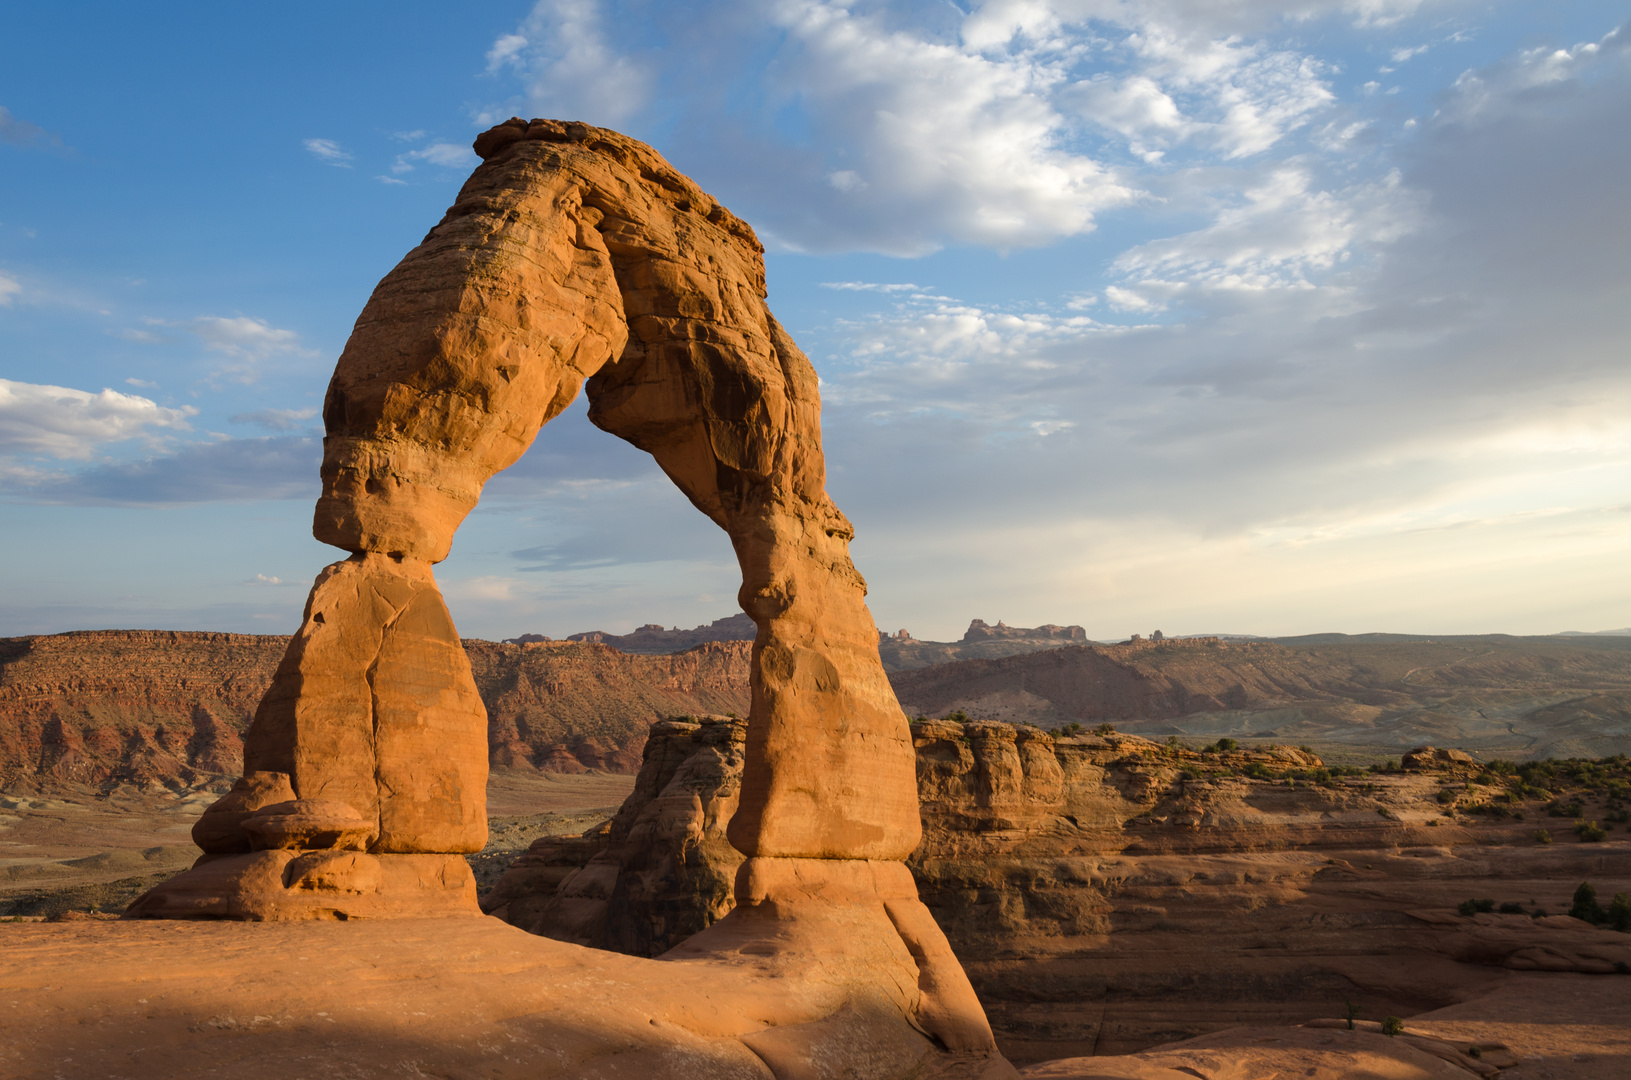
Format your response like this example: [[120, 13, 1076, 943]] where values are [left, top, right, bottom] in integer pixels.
[[2, 1, 1628, 641]]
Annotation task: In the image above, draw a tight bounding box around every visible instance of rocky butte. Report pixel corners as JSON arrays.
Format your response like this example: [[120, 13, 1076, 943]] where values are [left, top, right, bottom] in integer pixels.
[[4, 120, 1625, 1079]]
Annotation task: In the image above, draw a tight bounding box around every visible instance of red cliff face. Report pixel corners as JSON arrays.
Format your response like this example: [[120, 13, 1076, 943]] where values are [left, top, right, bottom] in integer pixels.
[[0, 631, 751, 790]]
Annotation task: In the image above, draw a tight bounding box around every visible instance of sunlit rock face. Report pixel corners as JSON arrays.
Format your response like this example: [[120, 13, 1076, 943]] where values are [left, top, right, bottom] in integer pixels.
[[125, 117, 997, 1061]]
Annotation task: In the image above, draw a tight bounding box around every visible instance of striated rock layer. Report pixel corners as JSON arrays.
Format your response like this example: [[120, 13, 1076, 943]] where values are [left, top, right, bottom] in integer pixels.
[[126, 117, 1000, 1065], [0, 630, 749, 789]]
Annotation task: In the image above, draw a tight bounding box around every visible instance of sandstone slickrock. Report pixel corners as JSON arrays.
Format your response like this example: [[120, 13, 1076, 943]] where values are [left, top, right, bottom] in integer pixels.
[[125, 117, 1000, 1068], [482, 715, 747, 954], [488, 715, 1631, 1063]]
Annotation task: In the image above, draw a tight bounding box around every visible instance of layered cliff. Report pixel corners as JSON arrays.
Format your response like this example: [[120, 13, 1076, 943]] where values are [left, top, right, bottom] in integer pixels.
[[889, 633, 1631, 760], [0, 631, 750, 790]]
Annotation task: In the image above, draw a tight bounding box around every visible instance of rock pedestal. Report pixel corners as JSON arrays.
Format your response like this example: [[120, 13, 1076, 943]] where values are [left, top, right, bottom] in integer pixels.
[[128, 117, 998, 1062]]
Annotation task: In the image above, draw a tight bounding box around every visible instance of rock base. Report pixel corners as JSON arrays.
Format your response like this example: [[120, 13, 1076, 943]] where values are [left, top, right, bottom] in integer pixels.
[[123, 851, 478, 921]]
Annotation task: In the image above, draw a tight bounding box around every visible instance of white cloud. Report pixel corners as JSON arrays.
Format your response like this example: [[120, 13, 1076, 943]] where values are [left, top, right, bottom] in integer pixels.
[[1112, 166, 1423, 297], [1438, 23, 1629, 126], [486, 33, 529, 71], [303, 138, 353, 167], [0, 271, 19, 306], [391, 142, 479, 174], [819, 281, 921, 293], [161, 316, 319, 384], [375, 175, 408, 186], [124, 377, 157, 388], [0, 379, 196, 459], [486, 1, 653, 125]]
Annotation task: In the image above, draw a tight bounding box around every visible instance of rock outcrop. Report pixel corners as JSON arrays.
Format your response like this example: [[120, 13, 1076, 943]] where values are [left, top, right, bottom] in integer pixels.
[[126, 117, 999, 1066], [487, 716, 1631, 1063], [482, 715, 746, 954]]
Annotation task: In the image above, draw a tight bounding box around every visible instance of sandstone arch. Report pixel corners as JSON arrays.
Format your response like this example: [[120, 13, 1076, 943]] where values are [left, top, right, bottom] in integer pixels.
[[130, 119, 995, 1054]]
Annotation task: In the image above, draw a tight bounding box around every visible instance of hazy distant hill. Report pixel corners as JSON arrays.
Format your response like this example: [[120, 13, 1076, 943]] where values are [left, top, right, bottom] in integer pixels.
[[507, 614, 1096, 671], [887, 633, 1631, 762]]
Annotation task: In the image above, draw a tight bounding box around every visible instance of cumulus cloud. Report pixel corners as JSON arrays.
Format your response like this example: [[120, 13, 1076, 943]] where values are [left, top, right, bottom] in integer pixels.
[[0, 379, 196, 459], [759, 14, 1631, 636], [485, 0, 653, 125], [1109, 166, 1424, 303], [303, 138, 353, 167], [478, 0, 1429, 253], [0, 271, 19, 306]]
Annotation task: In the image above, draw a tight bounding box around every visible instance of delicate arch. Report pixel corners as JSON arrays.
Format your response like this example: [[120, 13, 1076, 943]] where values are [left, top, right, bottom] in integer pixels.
[[129, 118, 993, 1057]]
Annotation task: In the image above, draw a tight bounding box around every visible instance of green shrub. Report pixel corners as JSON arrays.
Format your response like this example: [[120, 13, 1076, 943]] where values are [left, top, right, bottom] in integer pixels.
[[1211, 737, 1238, 752], [1576, 820, 1608, 842], [1571, 882, 1606, 924], [1381, 1016, 1404, 1037], [1609, 892, 1631, 933], [1457, 898, 1495, 917], [1092, 723, 1117, 736], [1534, 828, 1552, 844], [1497, 902, 1525, 914]]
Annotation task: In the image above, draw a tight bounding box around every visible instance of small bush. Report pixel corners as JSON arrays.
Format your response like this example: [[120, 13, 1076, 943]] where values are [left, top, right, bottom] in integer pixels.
[[1576, 820, 1608, 842], [1571, 882, 1606, 924], [1608, 892, 1631, 933], [1092, 723, 1117, 736], [1548, 800, 1584, 818], [1608, 808, 1630, 824], [1497, 902, 1525, 914], [1457, 898, 1495, 916], [1381, 1016, 1404, 1037], [1212, 737, 1238, 752]]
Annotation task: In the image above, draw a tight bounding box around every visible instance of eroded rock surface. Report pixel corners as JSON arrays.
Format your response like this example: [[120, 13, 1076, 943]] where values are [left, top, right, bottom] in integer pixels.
[[124, 117, 997, 1065], [488, 717, 1631, 1064]]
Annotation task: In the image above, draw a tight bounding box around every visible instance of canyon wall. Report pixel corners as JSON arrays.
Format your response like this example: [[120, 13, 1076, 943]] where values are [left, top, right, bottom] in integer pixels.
[[0, 631, 749, 790]]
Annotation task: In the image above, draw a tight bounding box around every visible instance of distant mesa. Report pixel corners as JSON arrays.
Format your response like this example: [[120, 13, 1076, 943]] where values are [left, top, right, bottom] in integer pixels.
[[963, 618, 1086, 643], [504, 613, 757, 654]]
